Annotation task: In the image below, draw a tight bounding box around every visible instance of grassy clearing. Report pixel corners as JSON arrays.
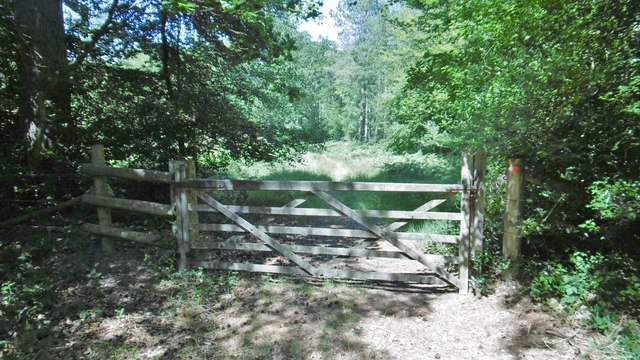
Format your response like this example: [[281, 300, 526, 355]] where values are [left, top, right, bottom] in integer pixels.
[[214, 141, 461, 236], [223, 141, 458, 184]]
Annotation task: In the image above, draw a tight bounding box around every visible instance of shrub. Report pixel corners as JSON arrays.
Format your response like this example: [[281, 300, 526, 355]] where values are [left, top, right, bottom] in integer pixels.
[[530, 251, 639, 316]]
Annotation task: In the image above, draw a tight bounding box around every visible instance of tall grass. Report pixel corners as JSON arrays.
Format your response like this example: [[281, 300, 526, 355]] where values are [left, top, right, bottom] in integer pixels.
[[212, 142, 462, 234]]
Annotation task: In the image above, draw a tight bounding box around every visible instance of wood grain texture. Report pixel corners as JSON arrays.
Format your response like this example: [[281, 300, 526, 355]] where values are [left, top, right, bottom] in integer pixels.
[[82, 223, 165, 246], [82, 194, 173, 217], [458, 152, 473, 294], [91, 145, 114, 254], [192, 260, 448, 285], [177, 179, 466, 193], [190, 241, 458, 264], [80, 163, 172, 183], [503, 158, 524, 262], [190, 204, 461, 221], [171, 161, 190, 271], [312, 190, 460, 287], [197, 192, 318, 276], [193, 223, 459, 243]]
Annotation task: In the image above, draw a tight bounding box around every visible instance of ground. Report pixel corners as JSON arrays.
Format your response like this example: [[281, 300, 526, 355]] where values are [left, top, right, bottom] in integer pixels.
[[0, 225, 603, 360]]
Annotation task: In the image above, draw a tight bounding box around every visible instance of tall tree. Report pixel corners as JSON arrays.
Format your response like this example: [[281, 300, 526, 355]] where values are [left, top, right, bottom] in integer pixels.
[[64, 0, 319, 166], [332, 0, 419, 143], [399, 0, 640, 249], [12, 0, 70, 167]]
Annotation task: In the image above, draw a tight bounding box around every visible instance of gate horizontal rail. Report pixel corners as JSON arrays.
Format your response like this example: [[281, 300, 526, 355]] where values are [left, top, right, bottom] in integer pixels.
[[189, 204, 462, 221], [175, 179, 470, 193]]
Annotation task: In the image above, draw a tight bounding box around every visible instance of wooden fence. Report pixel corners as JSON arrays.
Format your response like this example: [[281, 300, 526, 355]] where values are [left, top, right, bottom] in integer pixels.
[[79, 145, 486, 294], [79, 145, 175, 251]]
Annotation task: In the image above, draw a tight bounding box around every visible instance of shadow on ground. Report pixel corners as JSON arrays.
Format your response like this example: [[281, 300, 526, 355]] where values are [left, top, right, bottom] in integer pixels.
[[1, 226, 447, 359]]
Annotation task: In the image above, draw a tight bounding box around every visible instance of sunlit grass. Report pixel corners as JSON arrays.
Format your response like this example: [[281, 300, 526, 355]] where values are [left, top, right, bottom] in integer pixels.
[[217, 142, 461, 213]]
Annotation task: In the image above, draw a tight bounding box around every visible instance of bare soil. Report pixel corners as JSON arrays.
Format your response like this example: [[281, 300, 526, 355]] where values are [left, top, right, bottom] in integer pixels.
[[0, 226, 602, 360]]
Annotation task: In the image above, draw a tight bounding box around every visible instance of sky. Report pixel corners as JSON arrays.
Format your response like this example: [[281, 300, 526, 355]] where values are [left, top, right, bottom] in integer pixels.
[[297, 0, 342, 44]]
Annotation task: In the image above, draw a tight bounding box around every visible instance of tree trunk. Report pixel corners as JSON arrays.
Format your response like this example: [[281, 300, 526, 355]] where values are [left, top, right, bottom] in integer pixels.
[[13, 0, 71, 167], [160, 10, 173, 97], [358, 108, 364, 144], [363, 98, 369, 142]]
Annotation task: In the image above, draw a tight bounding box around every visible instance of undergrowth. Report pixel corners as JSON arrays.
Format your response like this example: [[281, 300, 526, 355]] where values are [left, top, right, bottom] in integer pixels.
[[526, 250, 640, 357]]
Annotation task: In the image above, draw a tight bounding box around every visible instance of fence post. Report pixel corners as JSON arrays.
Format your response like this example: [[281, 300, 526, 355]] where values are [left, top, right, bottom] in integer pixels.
[[186, 160, 201, 263], [459, 152, 473, 294], [503, 158, 524, 269], [170, 160, 190, 271], [471, 150, 487, 258], [187, 160, 200, 243], [91, 144, 114, 254]]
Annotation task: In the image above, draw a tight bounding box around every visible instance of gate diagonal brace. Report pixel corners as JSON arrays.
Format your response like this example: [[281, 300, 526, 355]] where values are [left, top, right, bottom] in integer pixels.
[[196, 192, 318, 276], [312, 190, 460, 287], [224, 194, 312, 243], [317, 197, 453, 272]]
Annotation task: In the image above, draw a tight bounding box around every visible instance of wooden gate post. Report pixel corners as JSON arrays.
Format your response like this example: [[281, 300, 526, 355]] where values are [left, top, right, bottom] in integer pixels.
[[503, 158, 524, 269], [91, 144, 114, 254], [186, 160, 201, 263], [187, 160, 200, 244], [170, 160, 190, 271], [459, 152, 473, 294], [471, 150, 487, 257]]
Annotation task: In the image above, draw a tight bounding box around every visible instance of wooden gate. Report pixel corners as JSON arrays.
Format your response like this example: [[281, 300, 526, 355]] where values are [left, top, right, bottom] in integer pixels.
[[172, 153, 485, 294]]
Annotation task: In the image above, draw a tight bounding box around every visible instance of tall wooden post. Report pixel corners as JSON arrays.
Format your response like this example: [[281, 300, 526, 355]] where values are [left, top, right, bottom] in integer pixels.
[[471, 150, 487, 257], [91, 145, 114, 254], [459, 152, 473, 294], [170, 160, 190, 271], [186, 160, 200, 244], [503, 158, 524, 268], [186, 160, 201, 263]]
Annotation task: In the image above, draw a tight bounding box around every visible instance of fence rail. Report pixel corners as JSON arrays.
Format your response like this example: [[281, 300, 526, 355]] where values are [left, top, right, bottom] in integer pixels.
[[176, 179, 468, 193], [78, 145, 175, 252], [189, 204, 462, 220], [79, 163, 173, 183]]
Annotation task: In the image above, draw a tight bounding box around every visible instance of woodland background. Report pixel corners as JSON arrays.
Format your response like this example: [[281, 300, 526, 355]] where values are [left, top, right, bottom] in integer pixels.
[[0, 0, 639, 356]]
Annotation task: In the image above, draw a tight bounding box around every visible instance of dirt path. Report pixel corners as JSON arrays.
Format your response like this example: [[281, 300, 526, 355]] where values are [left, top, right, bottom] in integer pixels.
[[1, 227, 600, 359], [354, 287, 580, 360], [19, 244, 589, 360], [208, 279, 588, 360]]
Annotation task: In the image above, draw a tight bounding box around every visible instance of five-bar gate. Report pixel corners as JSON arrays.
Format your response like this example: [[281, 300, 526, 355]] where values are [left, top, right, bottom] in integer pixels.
[[171, 153, 485, 293]]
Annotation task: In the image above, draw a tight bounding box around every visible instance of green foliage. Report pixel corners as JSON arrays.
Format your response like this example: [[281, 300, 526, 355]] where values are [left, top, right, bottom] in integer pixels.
[[385, 121, 452, 154], [587, 179, 640, 221], [322, 278, 336, 289], [589, 308, 640, 359], [396, 0, 640, 254], [581, 179, 640, 244], [0, 234, 59, 354], [531, 252, 602, 308], [615, 320, 640, 359], [530, 251, 640, 317], [79, 308, 104, 320], [218, 271, 240, 294], [590, 307, 640, 360], [528, 250, 640, 356], [1, 0, 323, 211]]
